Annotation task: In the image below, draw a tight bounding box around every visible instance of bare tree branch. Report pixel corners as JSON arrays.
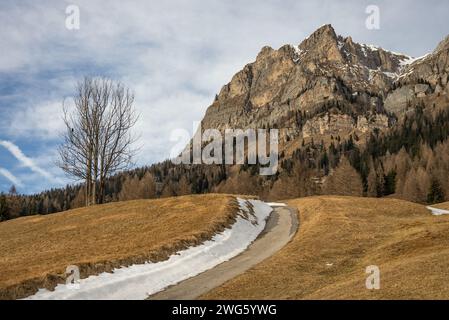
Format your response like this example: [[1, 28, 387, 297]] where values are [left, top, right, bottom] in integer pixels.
[[57, 77, 139, 206]]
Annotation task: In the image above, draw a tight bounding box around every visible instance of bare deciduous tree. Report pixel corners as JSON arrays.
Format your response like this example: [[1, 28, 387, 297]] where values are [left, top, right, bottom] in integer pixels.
[[58, 77, 139, 206]]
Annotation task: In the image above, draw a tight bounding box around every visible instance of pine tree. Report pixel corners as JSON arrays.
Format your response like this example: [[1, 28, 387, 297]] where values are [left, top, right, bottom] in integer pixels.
[[383, 170, 396, 196], [0, 193, 9, 221], [427, 179, 445, 204], [9, 185, 17, 196]]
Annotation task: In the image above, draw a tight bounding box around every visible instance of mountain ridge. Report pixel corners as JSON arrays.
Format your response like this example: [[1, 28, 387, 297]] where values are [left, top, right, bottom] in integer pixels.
[[201, 24, 449, 153]]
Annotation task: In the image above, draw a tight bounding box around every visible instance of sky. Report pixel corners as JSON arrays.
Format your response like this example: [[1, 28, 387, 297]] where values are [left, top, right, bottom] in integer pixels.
[[0, 0, 448, 194]]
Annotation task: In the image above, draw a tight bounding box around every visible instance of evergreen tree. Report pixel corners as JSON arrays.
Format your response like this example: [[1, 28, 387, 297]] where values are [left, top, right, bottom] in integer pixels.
[[0, 193, 9, 221], [427, 179, 445, 204], [9, 185, 17, 196], [383, 171, 396, 196]]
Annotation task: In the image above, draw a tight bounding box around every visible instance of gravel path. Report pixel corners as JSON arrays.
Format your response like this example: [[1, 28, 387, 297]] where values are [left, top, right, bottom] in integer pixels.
[[148, 205, 299, 300]]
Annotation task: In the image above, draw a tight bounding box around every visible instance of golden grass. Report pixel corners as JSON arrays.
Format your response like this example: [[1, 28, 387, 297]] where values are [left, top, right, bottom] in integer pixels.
[[203, 196, 449, 299], [433, 201, 449, 210], [0, 194, 240, 300]]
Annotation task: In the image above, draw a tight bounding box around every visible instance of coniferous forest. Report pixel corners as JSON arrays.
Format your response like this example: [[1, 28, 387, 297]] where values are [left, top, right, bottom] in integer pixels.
[[1, 102, 449, 222]]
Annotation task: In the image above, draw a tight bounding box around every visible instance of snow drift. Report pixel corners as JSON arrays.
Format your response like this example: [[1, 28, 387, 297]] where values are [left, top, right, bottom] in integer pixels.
[[24, 198, 272, 300], [427, 206, 449, 216]]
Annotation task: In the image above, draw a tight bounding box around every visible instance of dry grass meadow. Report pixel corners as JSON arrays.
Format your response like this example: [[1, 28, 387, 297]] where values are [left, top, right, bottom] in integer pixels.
[[0, 194, 239, 300], [433, 201, 449, 210], [203, 196, 449, 299]]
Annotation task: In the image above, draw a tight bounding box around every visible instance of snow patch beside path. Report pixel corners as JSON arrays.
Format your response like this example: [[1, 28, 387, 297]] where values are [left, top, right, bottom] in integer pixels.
[[266, 202, 287, 207], [427, 206, 449, 216], [24, 198, 272, 300]]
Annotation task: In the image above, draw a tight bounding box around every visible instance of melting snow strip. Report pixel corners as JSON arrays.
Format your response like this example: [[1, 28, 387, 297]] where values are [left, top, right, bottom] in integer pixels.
[[427, 206, 449, 216], [266, 202, 287, 207], [23, 198, 272, 300]]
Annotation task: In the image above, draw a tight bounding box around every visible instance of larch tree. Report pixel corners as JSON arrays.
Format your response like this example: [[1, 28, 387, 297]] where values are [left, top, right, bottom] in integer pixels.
[[367, 159, 378, 197], [324, 156, 364, 197], [118, 172, 156, 201], [7, 185, 21, 218], [140, 172, 157, 199], [375, 164, 385, 196], [118, 175, 141, 201], [176, 175, 191, 196], [402, 168, 420, 202]]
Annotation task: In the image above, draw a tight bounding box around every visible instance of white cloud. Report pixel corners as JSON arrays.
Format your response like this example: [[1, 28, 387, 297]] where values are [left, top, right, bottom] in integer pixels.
[[0, 167, 23, 187], [6, 100, 65, 140], [0, 140, 57, 182]]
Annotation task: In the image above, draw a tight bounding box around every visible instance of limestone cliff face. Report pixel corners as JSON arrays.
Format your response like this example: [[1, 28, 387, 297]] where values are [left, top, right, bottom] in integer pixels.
[[302, 113, 355, 138], [201, 24, 449, 149], [301, 112, 389, 138], [384, 35, 449, 115]]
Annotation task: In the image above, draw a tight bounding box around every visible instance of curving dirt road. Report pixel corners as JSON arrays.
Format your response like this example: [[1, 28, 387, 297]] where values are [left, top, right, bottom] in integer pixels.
[[148, 205, 299, 300]]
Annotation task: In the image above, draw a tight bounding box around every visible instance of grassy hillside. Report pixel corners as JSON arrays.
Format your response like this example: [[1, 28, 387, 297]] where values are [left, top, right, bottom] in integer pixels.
[[433, 201, 449, 210], [0, 194, 239, 300], [203, 196, 449, 299]]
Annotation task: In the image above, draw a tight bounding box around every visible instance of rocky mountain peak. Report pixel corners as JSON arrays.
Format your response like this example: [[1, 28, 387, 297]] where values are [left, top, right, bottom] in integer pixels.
[[293, 25, 410, 77], [298, 24, 343, 63], [201, 25, 449, 154], [434, 34, 449, 54], [256, 45, 276, 59], [299, 24, 338, 48]]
